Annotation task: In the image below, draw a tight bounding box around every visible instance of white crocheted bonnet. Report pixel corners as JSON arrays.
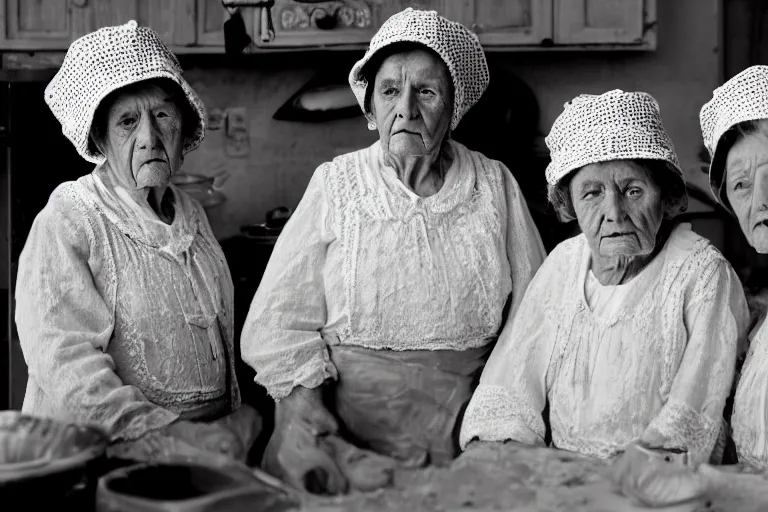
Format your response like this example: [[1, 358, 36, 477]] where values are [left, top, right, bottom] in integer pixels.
[[45, 20, 206, 165], [348, 8, 489, 131], [700, 65, 768, 210], [545, 89, 683, 188]]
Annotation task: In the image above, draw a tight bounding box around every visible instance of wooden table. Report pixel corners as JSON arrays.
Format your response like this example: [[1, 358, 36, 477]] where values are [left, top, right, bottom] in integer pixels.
[[299, 444, 768, 511]]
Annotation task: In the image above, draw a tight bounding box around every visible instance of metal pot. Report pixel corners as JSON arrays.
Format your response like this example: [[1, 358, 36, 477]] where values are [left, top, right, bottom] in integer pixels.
[[0, 411, 108, 505], [96, 461, 298, 512], [171, 172, 229, 209]]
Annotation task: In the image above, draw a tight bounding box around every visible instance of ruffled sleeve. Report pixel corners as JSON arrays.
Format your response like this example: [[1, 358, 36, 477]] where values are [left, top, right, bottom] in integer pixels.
[[16, 188, 179, 441], [459, 244, 561, 449], [641, 257, 749, 465], [240, 166, 338, 401]]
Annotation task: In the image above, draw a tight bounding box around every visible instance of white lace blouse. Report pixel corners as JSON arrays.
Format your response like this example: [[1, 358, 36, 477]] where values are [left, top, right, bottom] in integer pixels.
[[732, 313, 768, 468], [16, 167, 239, 442], [460, 224, 750, 465], [241, 140, 547, 400]]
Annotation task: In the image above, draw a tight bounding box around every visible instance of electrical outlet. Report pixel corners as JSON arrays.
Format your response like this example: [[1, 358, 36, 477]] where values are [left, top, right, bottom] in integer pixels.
[[225, 106, 249, 157], [226, 107, 248, 139], [207, 108, 225, 131]]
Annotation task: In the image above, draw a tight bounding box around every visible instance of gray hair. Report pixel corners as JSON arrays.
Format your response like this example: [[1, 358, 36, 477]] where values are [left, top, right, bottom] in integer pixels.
[[547, 159, 688, 223]]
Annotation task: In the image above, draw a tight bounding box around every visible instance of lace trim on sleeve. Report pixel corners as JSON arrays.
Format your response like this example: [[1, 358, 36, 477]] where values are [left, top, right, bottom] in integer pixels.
[[644, 399, 720, 465], [257, 344, 338, 402], [459, 384, 546, 449]]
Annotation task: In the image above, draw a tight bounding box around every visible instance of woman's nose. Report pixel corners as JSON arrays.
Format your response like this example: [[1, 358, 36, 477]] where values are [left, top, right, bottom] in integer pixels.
[[135, 115, 161, 150], [395, 90, 418, 120], [603, 192, 627, 223], [754, 169, 768, 211]]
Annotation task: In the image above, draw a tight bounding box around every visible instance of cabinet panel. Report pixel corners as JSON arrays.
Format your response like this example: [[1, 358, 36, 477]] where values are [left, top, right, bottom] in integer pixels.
[[197, 0, 227, 45], [375, 0, 468, 25], [554, 0, 650, 45], [255, 0, 376, 47], [5, 0, 70, 46], [472, 0, 552, 45]]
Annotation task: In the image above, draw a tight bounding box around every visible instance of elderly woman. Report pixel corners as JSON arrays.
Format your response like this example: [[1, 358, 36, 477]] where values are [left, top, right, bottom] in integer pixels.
[[460, 90, 750, 467], [241, 8, 546, 494], [700, 65, 768, 469], [16, 21, 258, 463]]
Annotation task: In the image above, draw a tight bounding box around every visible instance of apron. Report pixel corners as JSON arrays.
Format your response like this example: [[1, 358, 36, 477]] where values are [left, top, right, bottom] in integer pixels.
[[328, 344, 491, 467]]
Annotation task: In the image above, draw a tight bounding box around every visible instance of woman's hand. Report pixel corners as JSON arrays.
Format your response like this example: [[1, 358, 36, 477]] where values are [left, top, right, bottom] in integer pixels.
[[324, 435, 396, 492], [610, 443, 706, 508], [211, 404, 262, 462], [262, 386, 347, 495]]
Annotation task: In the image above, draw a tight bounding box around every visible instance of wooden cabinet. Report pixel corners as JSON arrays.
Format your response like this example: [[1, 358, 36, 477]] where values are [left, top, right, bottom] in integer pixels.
[[255, 0, 655, 49], [3, 0, 71, 49], [554, 0, 651, 45], [0, 0, 232, 51], [469, 0, 553, 46], [0, 0, 657, 52]]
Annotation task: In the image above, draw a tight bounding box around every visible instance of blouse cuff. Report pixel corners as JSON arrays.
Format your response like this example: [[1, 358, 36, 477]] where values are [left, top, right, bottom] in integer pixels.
[[459, 384, 546, 449], [256, 343, 338, 402], [643, 400, 720, 466]]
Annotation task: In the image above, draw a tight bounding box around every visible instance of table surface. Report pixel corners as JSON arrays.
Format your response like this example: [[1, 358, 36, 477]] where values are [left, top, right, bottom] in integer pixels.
[[298, 444, 768, 512]]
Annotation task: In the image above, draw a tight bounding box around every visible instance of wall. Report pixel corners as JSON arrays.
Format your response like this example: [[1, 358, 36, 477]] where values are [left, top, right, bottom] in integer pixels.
[[180, 0, 721, 240]]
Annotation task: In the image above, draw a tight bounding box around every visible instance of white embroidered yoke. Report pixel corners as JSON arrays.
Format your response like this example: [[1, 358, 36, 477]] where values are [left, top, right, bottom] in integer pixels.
[[460, 224, 749, 465], [732, 312, 768, 468], [16, 167, 238, 442], [241, 140, 546, 400]]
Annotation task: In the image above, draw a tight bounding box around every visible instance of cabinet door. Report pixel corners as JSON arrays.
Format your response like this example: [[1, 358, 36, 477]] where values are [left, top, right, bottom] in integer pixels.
[[374, 0, 468, 25], [470, 0, 553, 45], [554, 0, 652, 45], [3, 0, 72, 48], [197, 0, 228, 45]]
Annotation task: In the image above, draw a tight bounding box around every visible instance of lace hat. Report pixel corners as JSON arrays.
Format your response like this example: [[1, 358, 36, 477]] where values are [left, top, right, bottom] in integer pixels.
[[700, 65, 768, 211], [348, 8, 489, 131], [545, 89, 683, 191], [45, 20, 206, 165]]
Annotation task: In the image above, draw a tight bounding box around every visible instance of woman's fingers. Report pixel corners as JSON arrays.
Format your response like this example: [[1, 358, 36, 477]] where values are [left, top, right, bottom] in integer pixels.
[[325, 435, 396, 492], [611, 445, 705, 507]]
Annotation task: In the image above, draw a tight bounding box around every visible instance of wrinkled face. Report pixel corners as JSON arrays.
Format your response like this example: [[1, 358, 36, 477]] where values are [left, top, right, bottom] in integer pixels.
[[100, 82, 184, 189], [570, 160, 665, 258], [725, 120, 768, 253], [370, 48, 453, 158]]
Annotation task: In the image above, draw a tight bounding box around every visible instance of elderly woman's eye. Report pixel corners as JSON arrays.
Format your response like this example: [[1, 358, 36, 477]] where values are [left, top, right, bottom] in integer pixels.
[[156, 111, 169, 119], [626, 188, 643, 198], [420, 89, 436, 96], [383, 87, 398, 96], [119, 117, 136, 128], [733, 180, 750, 191], [583, 190, 599, 199]]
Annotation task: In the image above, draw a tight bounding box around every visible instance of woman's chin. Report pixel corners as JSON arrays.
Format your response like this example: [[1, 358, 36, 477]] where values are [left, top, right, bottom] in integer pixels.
[[135, 166, 172, 189]]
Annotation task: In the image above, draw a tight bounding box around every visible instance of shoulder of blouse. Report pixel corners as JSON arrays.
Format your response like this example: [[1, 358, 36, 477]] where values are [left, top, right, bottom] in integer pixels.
[[35, 180, 97, 247], [664, 225, 726, 282], [526, 233, 586, 302], [320, 143, 379, 209]]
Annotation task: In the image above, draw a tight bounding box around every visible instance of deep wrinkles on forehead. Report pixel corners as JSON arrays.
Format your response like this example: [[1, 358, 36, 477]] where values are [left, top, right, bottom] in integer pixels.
[[109, 92, 175, 120], [376, 53, 450, 87]]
